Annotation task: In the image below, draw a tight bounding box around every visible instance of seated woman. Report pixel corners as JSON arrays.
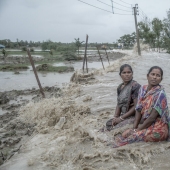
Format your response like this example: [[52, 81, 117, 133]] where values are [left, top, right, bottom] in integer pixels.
[[106, 64, 141, 131], [112, 66, 170, 147]]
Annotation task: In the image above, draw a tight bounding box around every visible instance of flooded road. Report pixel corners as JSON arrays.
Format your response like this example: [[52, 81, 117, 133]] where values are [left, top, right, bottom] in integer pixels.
[[1, 51, 170, 170]]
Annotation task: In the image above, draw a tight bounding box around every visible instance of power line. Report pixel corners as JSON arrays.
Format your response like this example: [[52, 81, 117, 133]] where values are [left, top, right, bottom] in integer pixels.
[[119, 0, 131, 5], [138, 14, 144, 21], [110, 0, 114, 13], [138, 7, 152, 26], [78, 0, 113, 14], [78, 0, 132, 15], [139, 7, 148, 18], [97, 0, 132, 12], [111, 0, 131, 9]]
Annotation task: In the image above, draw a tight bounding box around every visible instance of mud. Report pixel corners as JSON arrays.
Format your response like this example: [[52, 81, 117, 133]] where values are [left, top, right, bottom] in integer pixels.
[[1, 50, 170, 170], [0, 86, 61, 165]]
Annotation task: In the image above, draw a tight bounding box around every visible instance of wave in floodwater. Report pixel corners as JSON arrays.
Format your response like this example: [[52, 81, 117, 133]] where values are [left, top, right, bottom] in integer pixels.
[[1, 52, 170, 170]]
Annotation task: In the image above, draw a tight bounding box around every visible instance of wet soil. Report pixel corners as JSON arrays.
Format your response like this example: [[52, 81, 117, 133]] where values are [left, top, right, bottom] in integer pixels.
[[0, 86, 62, 165]]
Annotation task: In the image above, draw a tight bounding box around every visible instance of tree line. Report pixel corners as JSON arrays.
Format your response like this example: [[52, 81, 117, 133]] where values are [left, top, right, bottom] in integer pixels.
[[0, 9, 169, 53], [117, 9, 170, 53]]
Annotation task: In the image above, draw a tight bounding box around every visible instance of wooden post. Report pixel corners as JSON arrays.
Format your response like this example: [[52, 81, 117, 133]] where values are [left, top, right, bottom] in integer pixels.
[[82, 35, 88, 73], [96, 46, 105, 70], [27, 49, 45, 98], [104, 48, 110, 65]]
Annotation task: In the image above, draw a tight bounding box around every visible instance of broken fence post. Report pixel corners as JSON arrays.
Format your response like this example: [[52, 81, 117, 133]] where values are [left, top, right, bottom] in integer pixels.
[[27, 48, 45, 98]]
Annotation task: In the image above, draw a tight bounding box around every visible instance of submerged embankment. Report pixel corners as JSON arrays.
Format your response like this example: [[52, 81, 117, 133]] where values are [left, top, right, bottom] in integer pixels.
[[1, 50, 170, 170]]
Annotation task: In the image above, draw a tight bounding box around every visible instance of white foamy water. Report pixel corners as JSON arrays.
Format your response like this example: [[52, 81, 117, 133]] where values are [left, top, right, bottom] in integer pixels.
[[1, 51, 170, 170]]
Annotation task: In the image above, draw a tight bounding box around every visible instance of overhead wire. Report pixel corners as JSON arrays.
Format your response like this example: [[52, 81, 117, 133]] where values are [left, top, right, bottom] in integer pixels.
[[78, 0, 132, 15], [110, 0, 132, 9], [119, 0, 132, 5], [78, 0, 113, 14], [139, 7, 148, 18], [137, 8, 152, 28], [97, 0, 132, 12], [138, 7, 151, 25], [110, 0, 114, 13]]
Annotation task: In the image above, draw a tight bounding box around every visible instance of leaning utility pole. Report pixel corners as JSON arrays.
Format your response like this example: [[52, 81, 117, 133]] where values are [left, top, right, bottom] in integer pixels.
[[133, 4, 141, 56]]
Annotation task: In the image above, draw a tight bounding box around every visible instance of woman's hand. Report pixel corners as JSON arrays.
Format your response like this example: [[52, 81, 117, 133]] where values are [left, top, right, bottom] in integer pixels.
[[112, 117, 122, 126], [122, 128, 139, 138], [122, 129, 134, 138]]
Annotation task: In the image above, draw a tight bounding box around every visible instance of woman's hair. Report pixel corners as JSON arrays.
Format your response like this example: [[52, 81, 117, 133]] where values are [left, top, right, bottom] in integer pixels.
[[119, 64, 133, 75], [147, 66, 163, 80]]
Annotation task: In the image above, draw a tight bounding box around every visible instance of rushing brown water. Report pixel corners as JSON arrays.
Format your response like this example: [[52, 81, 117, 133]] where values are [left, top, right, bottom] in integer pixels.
[[1, 50, 170, 170]]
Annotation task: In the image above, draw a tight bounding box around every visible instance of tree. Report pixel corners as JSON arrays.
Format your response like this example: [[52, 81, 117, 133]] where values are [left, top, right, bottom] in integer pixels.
[[147, 31, 156, 50], [163, 9, 170, 53], [152, 18, 163, 52], [138, 18, 151, 44], [117, 32, 136, 48], [74, 38, 84, 57]]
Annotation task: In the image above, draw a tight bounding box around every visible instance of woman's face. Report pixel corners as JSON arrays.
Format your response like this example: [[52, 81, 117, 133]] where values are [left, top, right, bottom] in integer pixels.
[[120, 67, 133, 84], [147, 69, 162, 87]]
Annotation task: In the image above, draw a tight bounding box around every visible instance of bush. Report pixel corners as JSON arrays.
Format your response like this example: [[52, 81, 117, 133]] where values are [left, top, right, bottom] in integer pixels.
[[30, 48, 34, 52], [62, 51, 78, 61], [21, 47, 27, 51]]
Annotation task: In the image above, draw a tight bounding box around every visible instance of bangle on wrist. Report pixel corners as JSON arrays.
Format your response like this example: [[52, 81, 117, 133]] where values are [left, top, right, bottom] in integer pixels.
[[119, 116, 124, 121]]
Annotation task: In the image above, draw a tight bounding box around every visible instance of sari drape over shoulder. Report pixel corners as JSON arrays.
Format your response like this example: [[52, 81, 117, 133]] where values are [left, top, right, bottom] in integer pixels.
[[136, 85, 170, 141]]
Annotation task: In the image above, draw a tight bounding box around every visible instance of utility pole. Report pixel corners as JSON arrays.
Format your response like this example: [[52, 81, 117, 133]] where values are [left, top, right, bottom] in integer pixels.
[[133, 4, 141, 56]]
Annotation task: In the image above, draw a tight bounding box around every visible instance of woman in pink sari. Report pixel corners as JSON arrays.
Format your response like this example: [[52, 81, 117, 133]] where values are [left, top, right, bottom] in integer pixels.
[[112, 66, 170, 147]]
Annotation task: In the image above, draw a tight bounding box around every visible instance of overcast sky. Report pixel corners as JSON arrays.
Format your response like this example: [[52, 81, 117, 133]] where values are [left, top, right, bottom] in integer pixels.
[[0, 0, 169, 43]]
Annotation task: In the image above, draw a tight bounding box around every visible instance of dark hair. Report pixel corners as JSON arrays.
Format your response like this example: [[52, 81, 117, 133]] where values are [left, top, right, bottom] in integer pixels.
[[147, 66, 163, 80], [119, 64, 133, 75]]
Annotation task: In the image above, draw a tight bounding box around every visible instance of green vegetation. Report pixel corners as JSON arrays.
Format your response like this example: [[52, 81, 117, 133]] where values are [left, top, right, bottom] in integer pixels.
[[117, 9, 170, 53], [0, 64, 29, 71], [1, 9, 170, 54], [117, 32, 136, 49], [74, 38, 84, 57], [62, 51, 81, 61], [36, 64, 74, 72], [2, 49, 7, 57]]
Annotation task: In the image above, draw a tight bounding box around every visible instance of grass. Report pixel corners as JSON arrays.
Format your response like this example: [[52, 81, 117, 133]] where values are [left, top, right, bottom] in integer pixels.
[[0, 64, 29, 71], [36, 64, 74, 72], [4, 50, 78, 61]]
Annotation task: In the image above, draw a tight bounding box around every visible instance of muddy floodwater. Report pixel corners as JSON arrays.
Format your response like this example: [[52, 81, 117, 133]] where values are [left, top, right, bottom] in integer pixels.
[[0, 61, 112, 92], [1, 50, 170, 170]]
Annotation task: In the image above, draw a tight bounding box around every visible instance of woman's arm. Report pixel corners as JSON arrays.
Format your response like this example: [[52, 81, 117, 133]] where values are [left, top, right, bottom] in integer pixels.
[[114, 105, 121, 117], [113, 98, 137, 125], [112, 105, 121, 125], [121, 98, 137, 120], [137, 108, 159, 131], [133, 110, 142, 129]]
